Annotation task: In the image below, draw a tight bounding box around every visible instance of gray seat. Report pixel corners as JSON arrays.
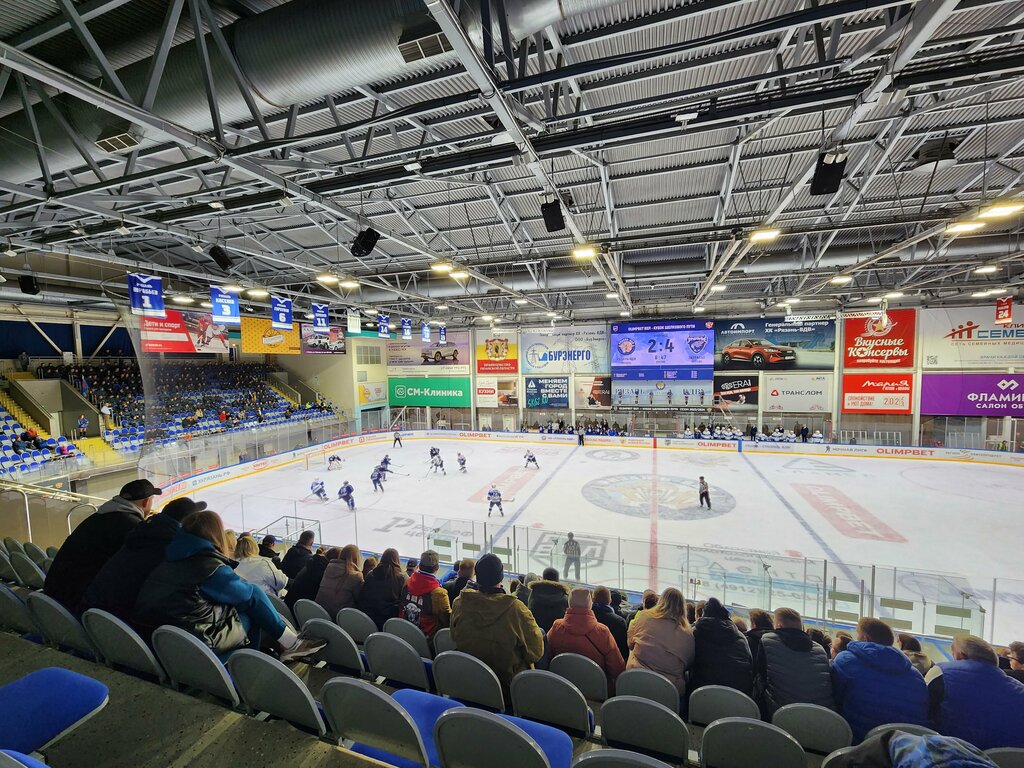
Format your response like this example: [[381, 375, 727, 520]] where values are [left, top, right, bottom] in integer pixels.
[[863, 723, 938, 740], [364, 632, 432, 691], [9, 552, 45, 590], [385, 616, 433, 658], [293, 598, 331, 627], [433, 626, 456, 654], [0, 553, 19, 584], [435, 708, 552, 768], [82, 609, 166, 682], [151, 625, 239, 707], [301, 618, 366, 676], [821, 746, 856, 767], [987, 748, 1024, 768], [0, 583, 38, 634], [267, 593, 297, 629], [45, 546, 59, 559], [615, 669, 678, 713], [2, 538, 24, 556], [773, 703, 852, 756], [601, 696, 689, 765], [321, 677, 431, 764], [700, 717, 805, 768], [26, 592, 97, 658], [689, 685, 759, 727], [337, 607, 377, 644], [550, 652, 608, 702], [574, 750, 673, 768], [510, 669, 593, 737], [41, 558, 53, 574], [226, 648, 327, 735], [22, 542, 47, 569], [0, 539, 6, 556], [433, 650, 505, 711]]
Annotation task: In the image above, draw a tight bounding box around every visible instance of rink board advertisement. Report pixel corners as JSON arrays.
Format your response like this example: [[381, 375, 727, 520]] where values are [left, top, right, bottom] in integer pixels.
[[764, 373, 833, 412], [299, 323, 346, 354], [612, 377, 712, 408], [610, 319, 715, 381], [387, 329, 471, 376], [524, 376, 569, 408], [357, 382, 387, 406], [575, 376, 612, 409], [521, 324, 610, 374], [843, 309, 916, 368], [474, 330, 519, 374], [920, 306, 1024, 368], [476, 377, 518, 408], [141, 310, 229, 354], [240, 317, 302, 355], [387, 377, 472, 407], [713, 375, 759, 413], [920, 373, 1024, 416], [841, 373, 914, 414], [715, 315, 836, 370]]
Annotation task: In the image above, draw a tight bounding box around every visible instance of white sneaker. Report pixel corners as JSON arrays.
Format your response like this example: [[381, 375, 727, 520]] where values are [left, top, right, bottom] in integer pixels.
[[280, 631, 328, 663]]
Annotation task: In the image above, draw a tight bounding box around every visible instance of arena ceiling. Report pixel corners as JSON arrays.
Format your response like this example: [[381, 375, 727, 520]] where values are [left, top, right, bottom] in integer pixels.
[[1, 0, 1023, 328]]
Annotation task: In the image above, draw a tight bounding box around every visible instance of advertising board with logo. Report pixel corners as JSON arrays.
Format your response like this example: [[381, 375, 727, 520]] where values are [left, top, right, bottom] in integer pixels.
[[357, 381, 387, 406], [240, 317, 301, 354], [475, 377, 518, 408], [521, 324, 610, 374], [524, 376, 570, 409], [920, 306, 1024, 368], [299, 323, 346, 354], [387, 377, 472, 408], [611, 378, 712, 408], [843, 309, 916, 368], [141, 310, 229, 354], [920, 373, 1024, 416], [474, 330, 518, 374], [387, 329, 471, 376], [841, 373, 913, 414], [764, 373, 833, 412], [715, 315, 836, 370], [575, 376, 612, 409], [713, 374, 758, 413]]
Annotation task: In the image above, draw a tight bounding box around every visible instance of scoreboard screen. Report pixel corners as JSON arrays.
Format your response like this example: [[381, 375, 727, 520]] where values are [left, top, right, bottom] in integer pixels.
[[610, 320, 715, 379]]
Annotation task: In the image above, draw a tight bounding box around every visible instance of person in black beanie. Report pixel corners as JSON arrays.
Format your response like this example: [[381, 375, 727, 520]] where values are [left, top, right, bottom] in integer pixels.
[[689, 596, 753, 698]]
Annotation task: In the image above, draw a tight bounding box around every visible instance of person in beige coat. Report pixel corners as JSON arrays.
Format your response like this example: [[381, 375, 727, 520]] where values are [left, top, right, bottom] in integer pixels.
[[315, 544, 363, 615], [626, 587, 695, 696]]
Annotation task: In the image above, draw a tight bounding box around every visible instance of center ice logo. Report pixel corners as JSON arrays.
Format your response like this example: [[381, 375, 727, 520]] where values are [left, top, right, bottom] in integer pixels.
[[582, 474, 735, 521]]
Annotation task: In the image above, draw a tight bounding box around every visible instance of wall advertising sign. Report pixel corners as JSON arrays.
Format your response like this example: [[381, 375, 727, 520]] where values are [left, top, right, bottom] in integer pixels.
[[357, 381, 387, 406], [299, 323, 346, 354], [240, 317, 302, 354], [524, 376, 570, 408], [474, 329, 519, 374], [843, 309, 916, 368], [920, 306, 1024, 368], [387, 329, 470, 376], [574, 376, 612, 409], [920, 373, 1024, 416], [764, 373, 833, 412], [476, 376, 519, 408], [521, 324, 610, 374], [127, 273, 165, 318], [387, 376, 472, 408], [713, 374, 759, 413], [210, 286, 240, 326], [141, 310, 229, 353], [841, 373, 913, 414], [611, 377, 712, 408], [715, 315, 836, 370]]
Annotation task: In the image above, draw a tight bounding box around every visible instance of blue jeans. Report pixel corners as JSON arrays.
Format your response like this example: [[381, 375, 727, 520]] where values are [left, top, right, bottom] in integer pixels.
[[238, 587, 286, 650]]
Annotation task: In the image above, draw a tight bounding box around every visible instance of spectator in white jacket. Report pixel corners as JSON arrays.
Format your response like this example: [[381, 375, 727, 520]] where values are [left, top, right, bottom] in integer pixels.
[[233, 533, 287, 596]]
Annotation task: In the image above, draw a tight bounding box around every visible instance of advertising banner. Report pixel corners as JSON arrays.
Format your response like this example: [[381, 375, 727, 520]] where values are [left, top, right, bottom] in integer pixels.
[[387, 329, 470, 376], [357, 381, 387, 406], [521, 323, 610, 374], [474, 330, 519, 374], [127, 273, 165, 318], [475, 377, 519, 408], [843, 309, 916, 368], [920, 306, 1024, 368], [611, 377, 712, 408], [713, 374, 759, 413], [920, 373, 1024, 416], [764, 373, 833, 412], [311, 303, 330, 334], [141, 310, 229, 353], [841, 373, 914, 414], [575, 376, 612, 409], [299, 323, 345, 354], [210, 286, 240, 326], [715, 315, 836, 370], [271, 296, 293, 331], [524, 376, 570, 408], [610, 319, 714, 380], [240, 316, 302, 354], [388, 377, 472, 407]]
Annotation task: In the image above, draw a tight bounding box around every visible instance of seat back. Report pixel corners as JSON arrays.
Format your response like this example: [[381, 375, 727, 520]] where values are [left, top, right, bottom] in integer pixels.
[[433, 651, 505, 711], [434, 708, 551, 768], [510, 670, 592, 737], [336, 607, 377, 644], [700, 717, 805, 768], [986, 748, 1024, 768], [226, 649, 326, 735], [433, 627, 456, 654], [320, 677, 429, 764], [267, 593, 296, 630], [385, 617, 432, 658], [615, 669, 679, 713], [601, 696, 689, 764], [364, 632, 431, 691], [25, 592, 97, 658], [151, 625, 240, 707], [773, 703, 852, 756], [22, 543, 47, 569], [301, 619, 365, 676], [863, 723, 938, 740], [45, 547, 59, 560], [0, 584, 37, 634], [689, 685, 759, 727], [82, 609, 166, 682], [550, 653, 608, 702], [574, 749, 674, 768], [2, 538, 24, 556], [9, 553, 44, 590], [291, 598, 330, 627], [820, 746, 856, 767], [0, 553, 18, 584]]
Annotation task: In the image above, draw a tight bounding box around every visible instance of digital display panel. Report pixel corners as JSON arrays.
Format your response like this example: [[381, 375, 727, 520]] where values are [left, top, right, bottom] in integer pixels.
[[609, 320, 715, 380]]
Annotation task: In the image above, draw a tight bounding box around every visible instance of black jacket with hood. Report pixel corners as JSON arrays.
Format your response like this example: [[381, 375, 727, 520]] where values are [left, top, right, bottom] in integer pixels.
[[527, 579, 570, 632], [690, 616, 754, 695]]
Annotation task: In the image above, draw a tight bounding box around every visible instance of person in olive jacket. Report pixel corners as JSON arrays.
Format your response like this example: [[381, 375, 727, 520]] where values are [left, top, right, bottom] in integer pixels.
[[688, 597, 753, 697]]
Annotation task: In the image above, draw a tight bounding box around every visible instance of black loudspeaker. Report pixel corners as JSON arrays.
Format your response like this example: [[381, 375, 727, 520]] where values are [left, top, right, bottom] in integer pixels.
[[18, 275, 40, 295], [541, 201, 565, 232], [352, 228, 380, 258], [809, 152, 847, 196], [209, 244, 233, 271]]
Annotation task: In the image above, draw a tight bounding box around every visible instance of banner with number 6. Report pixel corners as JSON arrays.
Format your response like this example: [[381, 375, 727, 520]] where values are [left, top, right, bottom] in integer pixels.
[[271, 296, 293, 330]]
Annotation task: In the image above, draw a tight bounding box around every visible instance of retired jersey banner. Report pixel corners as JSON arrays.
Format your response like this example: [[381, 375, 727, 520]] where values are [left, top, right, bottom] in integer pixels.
[[377, 313, 390, 339], [210, 286, 240, 326], [240, 316, 301, 354], [439, 325, 447, 345], [421, 321, 431, 342], [843, 309, 915, 368], [401, 318, 412, 340], [521, 323, 610, 374], [996, 296, 1013, 325], [842, 373, 913, 414], [764, 373, 833, 413], [271, 296, 293, 331], [474, 329, 519, 374], [128, 273, 165, 318], [387, 329, 470, 376], [920, 306, 1024, 368], [141, 310, 228, 354], [311, 303, 330, 334], [347, 311, 362, 334]]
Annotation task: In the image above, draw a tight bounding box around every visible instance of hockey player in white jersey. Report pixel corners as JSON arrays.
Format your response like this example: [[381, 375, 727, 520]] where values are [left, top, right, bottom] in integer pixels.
[[457, 452, 467, 473], [524, 450, 539, 469], [487, 485, 504, 517], [310, 478, 328, 501], [430, 454, 446, 475]]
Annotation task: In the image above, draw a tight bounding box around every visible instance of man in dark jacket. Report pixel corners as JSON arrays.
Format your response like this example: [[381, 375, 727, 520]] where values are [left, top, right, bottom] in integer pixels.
[[593, 585, 628, 662], [445, 559, 476, 604], [527, 568, 570, 632], [259, 535, 282, 569], [283, 548, 331, 609], [44, 479, 162, 611], [690, 597, 753, 696], [280, 530, 315, 579], [754, 607, 834, 718], [79, 497, 205, 618], [745, 608, 774, 661]]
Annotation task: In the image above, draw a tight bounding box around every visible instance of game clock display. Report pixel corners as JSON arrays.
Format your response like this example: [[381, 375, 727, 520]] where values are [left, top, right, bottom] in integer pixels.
[[610, 320, 715, 380]]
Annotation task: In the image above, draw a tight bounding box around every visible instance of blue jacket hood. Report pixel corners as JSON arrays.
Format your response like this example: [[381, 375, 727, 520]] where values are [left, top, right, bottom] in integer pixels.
[[165, 529, 218, 561], [845, 640, 913, 673]]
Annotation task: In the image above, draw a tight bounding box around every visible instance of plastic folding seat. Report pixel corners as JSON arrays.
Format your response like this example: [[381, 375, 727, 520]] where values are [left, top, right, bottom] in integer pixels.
[[385, 617, 433, 659], [863, 723, 938, 740], [700, 718, 805, 768], [601, 696, 689, 765], [336, 607, 376, 645], [22, 542, 47, 569], [773, 703, 853, 756], [364, 632, 434, 692], [433, 651, 505, 711], [435, 707, 574, 768], [0, 668, 109, 756], [986, 748, 1024, 768], [689, 685, 759, 728], [226, 649, 327, 735], [433, 628, 456, 655], [82, 609, 166, 682], [293, 598, 331, 628], [0, 584, 38, 635], [301, 619, 366, 677], [510, 670, 594, 737], [550, 653, 608, 702], [575, 751, 673, 768], [56, 436, 67, 443], [25, 593, 97, 659], [151, 625, 239, 707], [9, 553, 44, 590]]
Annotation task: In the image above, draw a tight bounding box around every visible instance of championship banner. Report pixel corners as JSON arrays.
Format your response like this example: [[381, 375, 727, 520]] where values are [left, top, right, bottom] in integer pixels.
[[843, 309, 915, 368], [311, 303, 330, 334], [210, 286, 240, 326], [421, 321, 431, 342], [920, 306, 1024, 368], [299, 323, 345, 354], [996, 296, 1013, 325], [921, 373, 1024, 416], [386, 329, 470, 376], [521, 323, 610, 374], [524, 376, 569, 408], [715, 315, 836, 370], [764, 373, 833, 412], [127, 273, 165, 318], [377, 313, 390, 339], [240, 316, 301, 354], [575, 376, 611, 409], [474, 329, 519, 374], [347, 311, 362, 334], [141, 310, 228, 354], [841, 373, 913, 414], [401, 318, 413, 340], [271, 296, 293, 331], [713, 374, 758, 413]]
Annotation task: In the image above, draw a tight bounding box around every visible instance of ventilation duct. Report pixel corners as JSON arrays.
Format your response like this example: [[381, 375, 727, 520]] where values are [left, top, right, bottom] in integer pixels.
[[911, 138, 958, 175]]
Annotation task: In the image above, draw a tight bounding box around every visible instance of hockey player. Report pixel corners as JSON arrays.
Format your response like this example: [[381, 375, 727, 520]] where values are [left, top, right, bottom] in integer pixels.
[[524, 450, 539, 469], [429, 446, 440, 460], [457, 452, 467, 473], [310, 477, 328, 502], [648, 390, 654, 405], [371, 466, 385, 493], [374, 462, 393, 482], [381, 454, 393, 471], [431, 454, 446, 475], [666, 389, 673, 406], [337, 480, 356, 510], [195, 314, 213, 348], [487, 484, 504, 517], [633, 387, 641, 405], [327, 454, 344, 471]]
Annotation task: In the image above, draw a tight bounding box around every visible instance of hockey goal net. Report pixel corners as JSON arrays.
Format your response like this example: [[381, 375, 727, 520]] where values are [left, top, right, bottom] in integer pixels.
[[303, 447, 340, 472]]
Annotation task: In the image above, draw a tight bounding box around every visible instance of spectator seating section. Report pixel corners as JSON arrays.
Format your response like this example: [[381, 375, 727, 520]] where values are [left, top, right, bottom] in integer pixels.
[[433, 651, 505, 712], [699, 718, 806, 768], [26, 592, 98, 660], [150, 625, 240, 708], [268, 593, 297, 629], [688, 685, 760, 728], [336, 608, 376, 645], [294, 598, 331, 628], [600, 696, 689, 765], [772, 703, 853, 756], [226, 649, 327, 736], [0, 585, 38, 636], [0, 408, 81, 476], [301, 619, 367, 678], [8, 553, 44, 591], [364, 632, 434, 692], [550, 652, 609, 702], [510, 670, 594, 738], [432, 627, 456, 654], [614, 669, 679, 713], [82, 609, 167, 683], [385, 617, 433, 659], [0, 667, 109, 755], [434, 707, 575, 768]]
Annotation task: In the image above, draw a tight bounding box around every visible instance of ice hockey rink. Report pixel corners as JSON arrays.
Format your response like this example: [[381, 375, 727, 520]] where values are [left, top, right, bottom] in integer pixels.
[[190, 436, 1024, 641]]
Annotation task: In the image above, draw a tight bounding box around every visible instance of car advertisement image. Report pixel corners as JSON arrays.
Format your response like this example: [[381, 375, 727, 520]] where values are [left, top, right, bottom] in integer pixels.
[[299, 323, 346, 354], [386, 329, 471, 376], [715, 316, 836, 370]]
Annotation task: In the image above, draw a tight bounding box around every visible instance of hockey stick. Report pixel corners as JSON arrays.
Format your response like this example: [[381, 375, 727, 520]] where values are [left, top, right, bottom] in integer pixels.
[[391, 471, 410, 477]]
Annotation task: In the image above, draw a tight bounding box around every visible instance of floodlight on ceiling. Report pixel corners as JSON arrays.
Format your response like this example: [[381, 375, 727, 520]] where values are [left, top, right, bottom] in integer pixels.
[[222, 284, 244, 293], [709, 285, 727, 293], [2, 243, 15, 258], [605, 293, 618, 299], [480, 314, 494, 321], [971, 290, 991, 298], [404, 161, 422, 172], [619, 310, 630, 316], [200, 301, 213, 309], [430, 260, 454, 273], [71, 227, 85, 236], [316, 273, 339, 285], [830, 275, 854, 285], [514, 299, 529, 305], [305, 312, 314, 320], [977, 201, 1024, 219], [987, 288, 1008, 295], [749, 228, 781, 243], [435, 304, 449, 311], [545, 311, 557, 317], [246, 287, 269, 298], [191, 243, 204, 254], [208, 201, 225, 210], [945, 221, 985, 234], [866, 296, 884, 304], [693, 306, 705, 313], [171, 295, 194, 305], [572, 245, 597, 259], [114, 222, 131, 235], [338, 277, 360, 289], [974, 265, 999, 274], [674, 112, 699, 124], [884, 291, 904, 299], [449, 269, 469, 279]]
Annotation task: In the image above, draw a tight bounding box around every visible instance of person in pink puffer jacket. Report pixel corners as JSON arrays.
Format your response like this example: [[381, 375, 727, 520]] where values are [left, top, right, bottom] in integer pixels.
[[548, 588, 625, 694], [626, 588, 695, 696]]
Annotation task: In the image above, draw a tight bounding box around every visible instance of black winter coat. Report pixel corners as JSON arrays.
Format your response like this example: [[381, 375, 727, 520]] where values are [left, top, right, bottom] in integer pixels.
[[594, 602, 629, 662], [283, 554, 328, 609], [689, 616, 753, 696], [357, 566, 407, 630], [258, 543, 282, 570], [281, 544, 313, 579]]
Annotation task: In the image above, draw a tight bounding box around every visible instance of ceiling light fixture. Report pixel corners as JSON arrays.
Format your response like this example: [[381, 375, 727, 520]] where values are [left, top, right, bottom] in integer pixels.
[[430, 260, 454, 273], [316, 273, 339, 285], [404, 161, 422, 172], [71, 227, 85, 236], [190, 242, 204, 254], [305, 312, 314, 320], [2, 243, 15, 258], [605, 292, 618, 299], [749, 228, 781, 243], [786, 298, 801, 304], [709, 285, 727, 293], [977, 202, 1024, 219], [987, 288, 1008, 295], [208, 201, 225, 210], [222, 284, 244, 293], [971, 290, 991, 298], [884, 291, 904, 299], [449, 270, 469, 279], [572, 245, 597, 259], [619, 310, 631, 316], [338, 277, 359, 289], [514, 298, 529, 305], [945, 221, 985, 234], [546, 311, 557, 317], [245, 287, 269, 298], [200, 301, 213, 309], [114, 222, 130, 235], [674, 112, 699, 124], [171, 295, 194, 305], [866, 297, 884, 304], [974, 265, 999, 274], [481, 314, 494, 321], [694, 306, 705, 313], [435, 304, 449, 311], [830, 275, 854, 285]]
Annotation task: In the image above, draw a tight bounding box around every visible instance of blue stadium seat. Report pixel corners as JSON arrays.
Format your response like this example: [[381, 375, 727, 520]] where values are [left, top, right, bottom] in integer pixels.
[[0, 668, 108, 754]]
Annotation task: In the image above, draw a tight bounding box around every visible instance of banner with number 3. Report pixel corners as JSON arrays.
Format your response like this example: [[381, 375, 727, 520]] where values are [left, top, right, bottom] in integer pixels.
[[210, 286, 240, 325]]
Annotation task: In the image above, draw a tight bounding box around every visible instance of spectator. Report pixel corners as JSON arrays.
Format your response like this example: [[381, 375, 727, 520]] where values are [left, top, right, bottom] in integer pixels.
[[399, 550, 450, 639], [689, 597, 753, 696], [548, 588, 625, 692], [134, 510, 325, 661], [445, 559, 476, 603], [233, 533, 287, 597], [745, 608, 774, 661], [753, 607, 834, 719], [17, 351, 29, 372], [898, 633, 934, 677], [258, 535, 282, 569], [593, 586, 628, 662], [809, 627, 832, 656], [357, 548, 407, 630], [406, 558, 419, 578], [450, 553, 543, 696], [76, 414, 89, 439], [515, 572, 538, 605], [626, 587, 695, 696], [1007, 641, 1024, 684], [280, 530, 315, 579], [316, 544, 364, 615], [80, 496, 205, 619], [832, 617, 928, 741], [610, 590, 626, 618], [10, 438, 25, 455], [362, 556, 378, 579], [45, 479, 162, 611], [223, 530, 238, 556], [927, 635, 1024, 750], [527, 567, 570, 632], [833, 630, 854, 659], [563, 532, 581, 581], [628, 590, 658, 628], [283, 547, 333, 609]]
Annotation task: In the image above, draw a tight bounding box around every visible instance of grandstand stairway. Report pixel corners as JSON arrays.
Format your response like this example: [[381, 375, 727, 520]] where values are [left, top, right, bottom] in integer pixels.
[[76, 436, 123, 466], [269, 381, 300, 407], [0, 390, 49, 439]]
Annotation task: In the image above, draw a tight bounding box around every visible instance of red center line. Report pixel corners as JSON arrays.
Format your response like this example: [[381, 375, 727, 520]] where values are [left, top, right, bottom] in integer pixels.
[[648, 437, 659, 588]]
